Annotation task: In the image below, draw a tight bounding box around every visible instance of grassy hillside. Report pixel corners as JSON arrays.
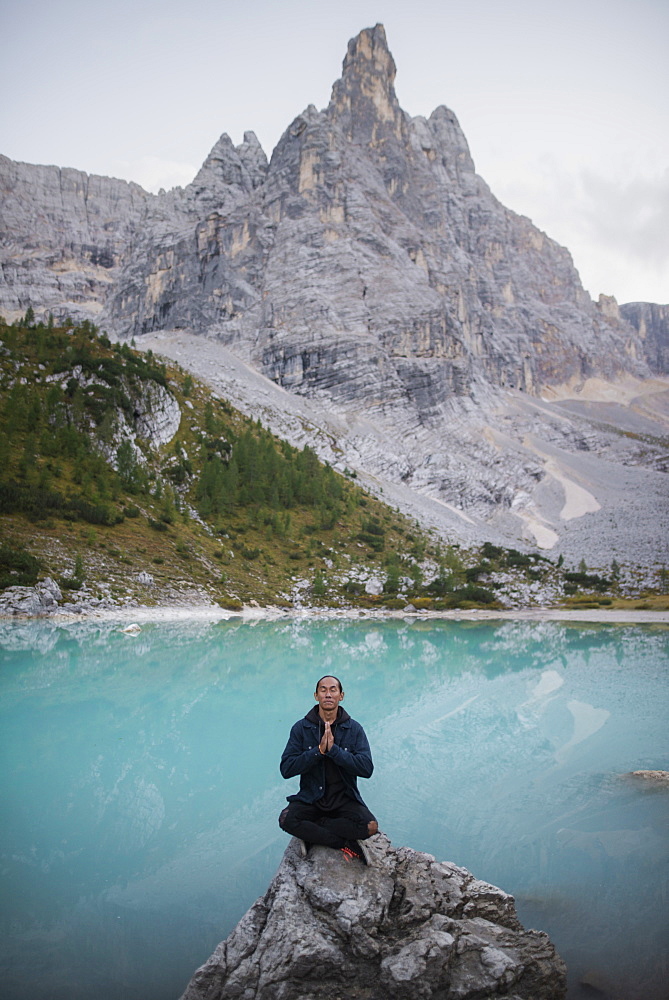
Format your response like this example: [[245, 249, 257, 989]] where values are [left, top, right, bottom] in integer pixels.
[[1, 316, 665, 612], [0, 317, 457, 608]]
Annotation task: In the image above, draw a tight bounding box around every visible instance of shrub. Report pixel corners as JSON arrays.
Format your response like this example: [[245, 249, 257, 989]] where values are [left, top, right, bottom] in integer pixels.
[[411, 597, 434, 610], [465, 562, 493, 582], [445, 585, 497, 607], [217, 596, 243, 611], [564, 571, 611, 593], [505, 551, 532, 567], [0, 542, 40, 589], [357, 532, 384, 552], [238, 545, 260, 560]]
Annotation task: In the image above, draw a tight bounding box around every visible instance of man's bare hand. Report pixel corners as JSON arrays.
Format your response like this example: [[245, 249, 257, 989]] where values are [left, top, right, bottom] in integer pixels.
[[319, 721, 334, 753]]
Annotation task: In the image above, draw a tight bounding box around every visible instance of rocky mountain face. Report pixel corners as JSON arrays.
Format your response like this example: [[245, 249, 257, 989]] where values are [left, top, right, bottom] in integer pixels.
[[0, 154, 151, 323], [180, 835, 567, 1000], [620, 302, 669, 376], [2, 24, 667, 570]]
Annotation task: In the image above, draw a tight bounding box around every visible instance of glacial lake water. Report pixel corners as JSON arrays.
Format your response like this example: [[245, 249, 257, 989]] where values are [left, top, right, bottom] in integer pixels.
[[0, 617, 667, 1000]]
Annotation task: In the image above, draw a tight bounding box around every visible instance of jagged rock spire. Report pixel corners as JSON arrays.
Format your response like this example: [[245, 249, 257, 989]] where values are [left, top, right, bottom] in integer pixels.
[[328, 24, 404, 144]]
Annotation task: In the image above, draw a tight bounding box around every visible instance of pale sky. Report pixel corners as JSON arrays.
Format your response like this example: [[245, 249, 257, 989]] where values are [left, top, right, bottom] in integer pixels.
[[2, 0, 667, 305]]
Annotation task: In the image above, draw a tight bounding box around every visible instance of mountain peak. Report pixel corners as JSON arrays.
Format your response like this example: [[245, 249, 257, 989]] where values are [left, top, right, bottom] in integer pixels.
[[341, 23, 396, 84], [329, 24, 402, 142]]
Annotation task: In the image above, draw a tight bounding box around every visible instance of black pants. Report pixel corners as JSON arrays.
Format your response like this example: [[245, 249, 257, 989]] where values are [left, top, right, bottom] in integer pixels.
[[278, 799, 377, 850]]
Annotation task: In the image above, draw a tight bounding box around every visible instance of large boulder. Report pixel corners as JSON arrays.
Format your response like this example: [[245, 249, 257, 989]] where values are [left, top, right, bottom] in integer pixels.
[[0, 576, 62, 617], [180, 835, 566, 1000]]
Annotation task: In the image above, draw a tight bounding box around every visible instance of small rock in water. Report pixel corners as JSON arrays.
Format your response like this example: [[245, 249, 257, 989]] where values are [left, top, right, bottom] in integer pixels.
[[628, 770, 669, 784], [120, 623, 142, 635]]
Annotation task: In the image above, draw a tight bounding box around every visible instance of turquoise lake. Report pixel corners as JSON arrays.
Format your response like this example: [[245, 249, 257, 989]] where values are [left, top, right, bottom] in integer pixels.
[[0, 617, 667, 999]]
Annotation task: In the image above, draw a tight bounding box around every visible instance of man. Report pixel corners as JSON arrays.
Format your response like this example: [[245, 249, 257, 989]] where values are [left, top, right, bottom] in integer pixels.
[[279, 675, 378, 863]]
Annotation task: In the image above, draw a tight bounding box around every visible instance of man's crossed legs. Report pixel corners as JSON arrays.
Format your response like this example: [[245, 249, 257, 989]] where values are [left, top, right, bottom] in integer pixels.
[[279, 799, 378, 851]]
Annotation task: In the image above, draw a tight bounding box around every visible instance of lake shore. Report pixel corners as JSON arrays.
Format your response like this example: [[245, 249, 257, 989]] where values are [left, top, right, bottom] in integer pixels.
[[44, 602, 669, 625]]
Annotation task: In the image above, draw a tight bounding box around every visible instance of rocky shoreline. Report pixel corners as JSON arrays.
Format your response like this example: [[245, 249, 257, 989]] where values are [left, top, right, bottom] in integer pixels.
[[1, 577, 667, 625]]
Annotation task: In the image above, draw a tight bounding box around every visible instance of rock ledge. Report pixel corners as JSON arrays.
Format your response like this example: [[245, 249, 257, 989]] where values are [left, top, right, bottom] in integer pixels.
[[180, 835, 566, 999]]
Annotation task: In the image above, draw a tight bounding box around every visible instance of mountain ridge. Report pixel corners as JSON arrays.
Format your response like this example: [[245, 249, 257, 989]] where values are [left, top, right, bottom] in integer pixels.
[[1, 24, 667, 570]]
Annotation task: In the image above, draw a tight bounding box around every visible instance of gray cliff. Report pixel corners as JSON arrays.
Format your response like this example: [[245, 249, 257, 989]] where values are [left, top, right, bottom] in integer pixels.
[[103, 25, 652, 406], [620, 302, 669, 376], [0, 154, 151, 323], [180, 835, 567, 1000], [0, 24, 658, 399], [2, 24, 668, 570]]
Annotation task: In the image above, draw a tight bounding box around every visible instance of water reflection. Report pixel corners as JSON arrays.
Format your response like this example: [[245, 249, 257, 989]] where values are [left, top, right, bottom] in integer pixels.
[[0, 619, 667, 1000]]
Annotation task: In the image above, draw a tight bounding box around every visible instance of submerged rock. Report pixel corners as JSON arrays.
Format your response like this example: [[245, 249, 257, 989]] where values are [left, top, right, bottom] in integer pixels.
[[180, 835, 566, 1000], [628, 770, 669, 784]]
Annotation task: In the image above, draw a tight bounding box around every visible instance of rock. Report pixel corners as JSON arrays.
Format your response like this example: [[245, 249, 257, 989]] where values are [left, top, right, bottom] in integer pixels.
[[620, 302, 669, 375], [0, 154, 151, 324], [137, 571, 154, 586], [180, 835, 566, 1000], [120, 623, 142, 634], [627, 770, 669, 784], [1, 24, 657, 394], [579, 968, 618, 995], [104, 23, 650, 402], [132, 381, 181, 447], [38, 576, 62, 603], [0, 576, 64, 616], [0, 588, 44, 616]]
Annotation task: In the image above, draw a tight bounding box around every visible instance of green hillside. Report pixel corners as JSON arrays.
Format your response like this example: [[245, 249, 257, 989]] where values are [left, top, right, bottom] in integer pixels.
[[0, 316, 470, 609]]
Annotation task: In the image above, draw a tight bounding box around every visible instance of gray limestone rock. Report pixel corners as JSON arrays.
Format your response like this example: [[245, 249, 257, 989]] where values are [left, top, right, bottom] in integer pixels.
[[1, 24, 658, 398], [97, 23, 652, 409], [0, 576, 62, 616], [0, 154, 151, 324], [180, 835, 566, 1000], [620, 301, 669, 375]]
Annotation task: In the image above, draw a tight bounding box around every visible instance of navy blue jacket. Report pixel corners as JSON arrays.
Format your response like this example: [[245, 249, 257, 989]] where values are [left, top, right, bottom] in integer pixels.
[[280, 706, 373, 806]]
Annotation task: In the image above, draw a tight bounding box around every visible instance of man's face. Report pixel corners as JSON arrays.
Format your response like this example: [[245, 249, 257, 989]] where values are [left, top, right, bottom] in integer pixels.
[[314, 676, 344, 713]]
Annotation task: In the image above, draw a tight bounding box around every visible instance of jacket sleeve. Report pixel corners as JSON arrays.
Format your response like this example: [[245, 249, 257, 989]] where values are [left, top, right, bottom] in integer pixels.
[[280, 722, 322, 779], [327, 722, 374, 778]]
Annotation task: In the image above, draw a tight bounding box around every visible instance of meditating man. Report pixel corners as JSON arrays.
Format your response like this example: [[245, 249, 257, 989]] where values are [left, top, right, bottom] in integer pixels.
[[279, 675, 378, 863]]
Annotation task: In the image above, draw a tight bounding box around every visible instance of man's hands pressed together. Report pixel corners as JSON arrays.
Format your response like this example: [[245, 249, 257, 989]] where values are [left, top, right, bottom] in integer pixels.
[[319, 721, 334, 754]]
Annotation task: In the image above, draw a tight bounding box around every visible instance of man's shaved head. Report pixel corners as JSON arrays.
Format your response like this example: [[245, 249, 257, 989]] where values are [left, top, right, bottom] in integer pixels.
[[315, 674, 343, 693]]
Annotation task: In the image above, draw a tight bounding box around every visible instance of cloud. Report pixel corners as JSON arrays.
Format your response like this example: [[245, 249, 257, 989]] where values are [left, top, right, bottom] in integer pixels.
[[489, 157, 669, 304], [580, 168, 669, 269]]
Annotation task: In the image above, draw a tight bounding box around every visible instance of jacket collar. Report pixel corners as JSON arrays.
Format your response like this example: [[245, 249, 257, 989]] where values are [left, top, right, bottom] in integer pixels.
[[305, 705, 351, 726]]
